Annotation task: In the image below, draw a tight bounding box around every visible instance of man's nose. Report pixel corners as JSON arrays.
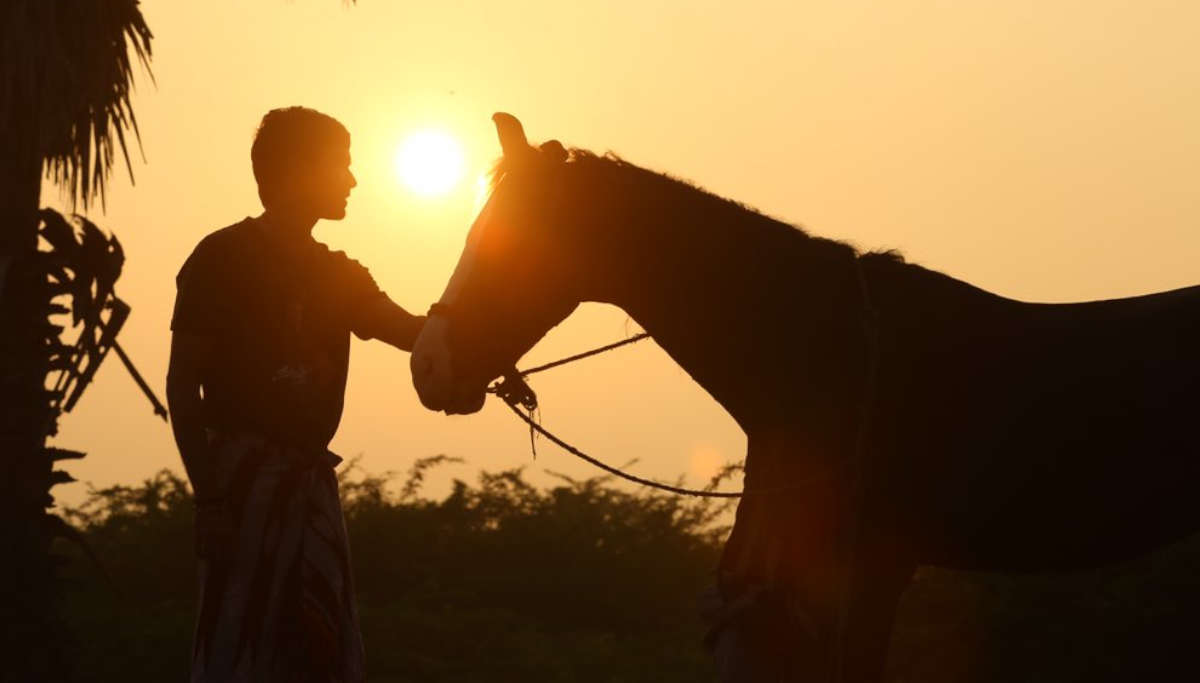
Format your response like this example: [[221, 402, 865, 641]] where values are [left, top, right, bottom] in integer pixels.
[[348, 172, 357, 189]]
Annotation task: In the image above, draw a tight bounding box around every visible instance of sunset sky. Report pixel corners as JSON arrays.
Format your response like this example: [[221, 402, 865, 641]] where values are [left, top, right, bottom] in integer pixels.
[[45, 1, 1200, 506]]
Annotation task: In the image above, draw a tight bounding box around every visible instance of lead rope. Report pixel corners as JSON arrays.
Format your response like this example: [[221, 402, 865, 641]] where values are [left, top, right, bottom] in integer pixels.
[[488, 334, 649, 460], [499, 400, 745, 498], [488, 333, 746, 498], [518, 333, 650, 377]]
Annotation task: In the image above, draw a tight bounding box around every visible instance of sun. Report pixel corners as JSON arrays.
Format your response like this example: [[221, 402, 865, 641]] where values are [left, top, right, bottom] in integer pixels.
[[395, 129, 464, 196]]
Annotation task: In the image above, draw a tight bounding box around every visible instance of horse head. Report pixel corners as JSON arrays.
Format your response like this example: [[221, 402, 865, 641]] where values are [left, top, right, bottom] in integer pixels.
[[411, 114, 583, 414]]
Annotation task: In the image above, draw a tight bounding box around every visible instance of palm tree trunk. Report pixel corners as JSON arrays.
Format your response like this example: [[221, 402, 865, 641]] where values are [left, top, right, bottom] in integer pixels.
[[1, 132, 48, 455], [0, 136, 75, 680]]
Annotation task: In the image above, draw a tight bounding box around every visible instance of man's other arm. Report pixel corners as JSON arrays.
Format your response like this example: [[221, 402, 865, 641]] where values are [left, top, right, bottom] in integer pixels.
[[166, 331, 222, 500]]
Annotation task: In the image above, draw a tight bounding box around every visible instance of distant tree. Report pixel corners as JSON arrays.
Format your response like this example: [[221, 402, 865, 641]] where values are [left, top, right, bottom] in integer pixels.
[[0, 1, 152, 678]]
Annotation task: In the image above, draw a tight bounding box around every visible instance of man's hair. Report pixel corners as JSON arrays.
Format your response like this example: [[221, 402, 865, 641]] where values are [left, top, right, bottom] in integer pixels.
[[251, 107, 350, 206]]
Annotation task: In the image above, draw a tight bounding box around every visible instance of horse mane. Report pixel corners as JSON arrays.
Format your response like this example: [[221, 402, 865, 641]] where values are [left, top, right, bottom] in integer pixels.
[[490, 147, 905, 265]]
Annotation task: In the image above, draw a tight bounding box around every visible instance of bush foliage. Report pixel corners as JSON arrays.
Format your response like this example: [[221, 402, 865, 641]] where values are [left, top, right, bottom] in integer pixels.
[[56, 457, 1200, 682], [58, 457, 732, 683]]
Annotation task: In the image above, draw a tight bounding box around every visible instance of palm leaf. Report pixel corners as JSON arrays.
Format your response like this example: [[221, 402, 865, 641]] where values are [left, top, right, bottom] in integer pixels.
[[0, 0, 153, 209], [37, 209, 79, 256], [78, 214, 123, 310]]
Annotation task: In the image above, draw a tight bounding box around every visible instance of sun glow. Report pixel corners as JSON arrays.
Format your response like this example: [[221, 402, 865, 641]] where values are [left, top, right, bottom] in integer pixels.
[[394, 129, 464, 196]]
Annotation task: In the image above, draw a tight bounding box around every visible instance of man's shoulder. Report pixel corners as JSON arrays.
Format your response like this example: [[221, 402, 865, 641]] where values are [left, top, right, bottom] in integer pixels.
[[177, 218, 258, 287], [191, 217, 257, 258], [312, 240, 370, 275], [311, 241, 383, 295]]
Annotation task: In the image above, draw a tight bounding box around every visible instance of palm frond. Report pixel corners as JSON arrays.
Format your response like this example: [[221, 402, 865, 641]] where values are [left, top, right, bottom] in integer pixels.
[[0, 0, 153, 209]]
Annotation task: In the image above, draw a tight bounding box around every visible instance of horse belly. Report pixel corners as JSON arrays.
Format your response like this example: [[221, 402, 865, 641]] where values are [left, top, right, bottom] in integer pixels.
[[929, 439, 1200, 573]]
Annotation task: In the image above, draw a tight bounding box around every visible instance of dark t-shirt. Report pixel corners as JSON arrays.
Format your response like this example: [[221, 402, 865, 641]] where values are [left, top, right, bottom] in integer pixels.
[[172, 217, 388, 449]]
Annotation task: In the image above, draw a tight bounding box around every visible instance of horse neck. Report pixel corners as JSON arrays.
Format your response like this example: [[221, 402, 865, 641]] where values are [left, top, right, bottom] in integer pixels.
[[570, 170, 868, 435]]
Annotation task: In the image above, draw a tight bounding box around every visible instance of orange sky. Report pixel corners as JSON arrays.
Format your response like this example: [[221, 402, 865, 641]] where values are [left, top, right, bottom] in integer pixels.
[[46, 0, 1200, 506]]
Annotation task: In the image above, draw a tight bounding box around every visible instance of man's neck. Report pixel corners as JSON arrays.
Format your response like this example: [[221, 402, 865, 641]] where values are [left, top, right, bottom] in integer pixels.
[[258, 208, 318, 241]]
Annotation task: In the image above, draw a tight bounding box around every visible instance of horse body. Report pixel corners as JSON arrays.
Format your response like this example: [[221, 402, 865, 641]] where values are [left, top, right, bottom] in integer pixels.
[[582, 164, 1200, 573], [410, 114, 1200, 682], [867, 259, 1200, 571]]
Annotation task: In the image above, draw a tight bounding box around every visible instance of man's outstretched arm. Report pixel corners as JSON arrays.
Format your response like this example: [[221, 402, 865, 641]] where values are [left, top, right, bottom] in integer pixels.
[[357, 297, 426, 351], [166, 330, 221, 500]]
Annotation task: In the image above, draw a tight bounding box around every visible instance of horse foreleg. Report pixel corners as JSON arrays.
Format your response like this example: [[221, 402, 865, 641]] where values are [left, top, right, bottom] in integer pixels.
[[706, 437, 913, 683], [705, 536, 913, 683], [830, 545, 915, 683]]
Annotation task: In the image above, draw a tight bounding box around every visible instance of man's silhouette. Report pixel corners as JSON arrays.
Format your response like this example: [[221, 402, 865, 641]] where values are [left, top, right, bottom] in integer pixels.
[[167, 107, 423, 682]]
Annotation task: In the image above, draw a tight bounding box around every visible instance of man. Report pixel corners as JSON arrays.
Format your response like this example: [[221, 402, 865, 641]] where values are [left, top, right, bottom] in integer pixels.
[[167, 107, 424, 683]]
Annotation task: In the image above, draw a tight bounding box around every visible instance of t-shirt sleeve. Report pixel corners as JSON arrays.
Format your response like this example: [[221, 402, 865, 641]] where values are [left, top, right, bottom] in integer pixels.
[[332, 253, 391, 340], [171, 241, 228, 334]]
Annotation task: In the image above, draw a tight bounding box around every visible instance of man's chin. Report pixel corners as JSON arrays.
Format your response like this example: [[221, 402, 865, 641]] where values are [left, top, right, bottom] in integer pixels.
[[321, 203, 348, 220]]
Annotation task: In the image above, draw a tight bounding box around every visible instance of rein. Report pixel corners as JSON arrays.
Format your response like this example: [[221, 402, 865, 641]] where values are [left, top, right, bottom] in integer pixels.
[[486, 334, 745, 497], [479, 252, 882, 503], [498, 400, 745, 498], [487, 333, 752, 498], [516, 332, 650, 377]]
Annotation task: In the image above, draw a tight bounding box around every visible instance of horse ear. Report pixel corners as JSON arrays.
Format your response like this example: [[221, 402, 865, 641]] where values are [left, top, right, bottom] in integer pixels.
[[492, 113, 530, 157], [539, 140, 568, 163]]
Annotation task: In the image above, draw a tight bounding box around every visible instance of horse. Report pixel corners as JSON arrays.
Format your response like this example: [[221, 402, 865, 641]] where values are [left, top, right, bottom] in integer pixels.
[[409, 113, 1200, 682]]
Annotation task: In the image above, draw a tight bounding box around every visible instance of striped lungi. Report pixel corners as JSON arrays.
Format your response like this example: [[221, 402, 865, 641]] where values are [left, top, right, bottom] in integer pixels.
[[191, 432, 365, 683]]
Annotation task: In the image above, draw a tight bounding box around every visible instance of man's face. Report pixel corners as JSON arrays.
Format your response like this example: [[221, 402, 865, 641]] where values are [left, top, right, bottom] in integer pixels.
[[287, 142, 357, 220]]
